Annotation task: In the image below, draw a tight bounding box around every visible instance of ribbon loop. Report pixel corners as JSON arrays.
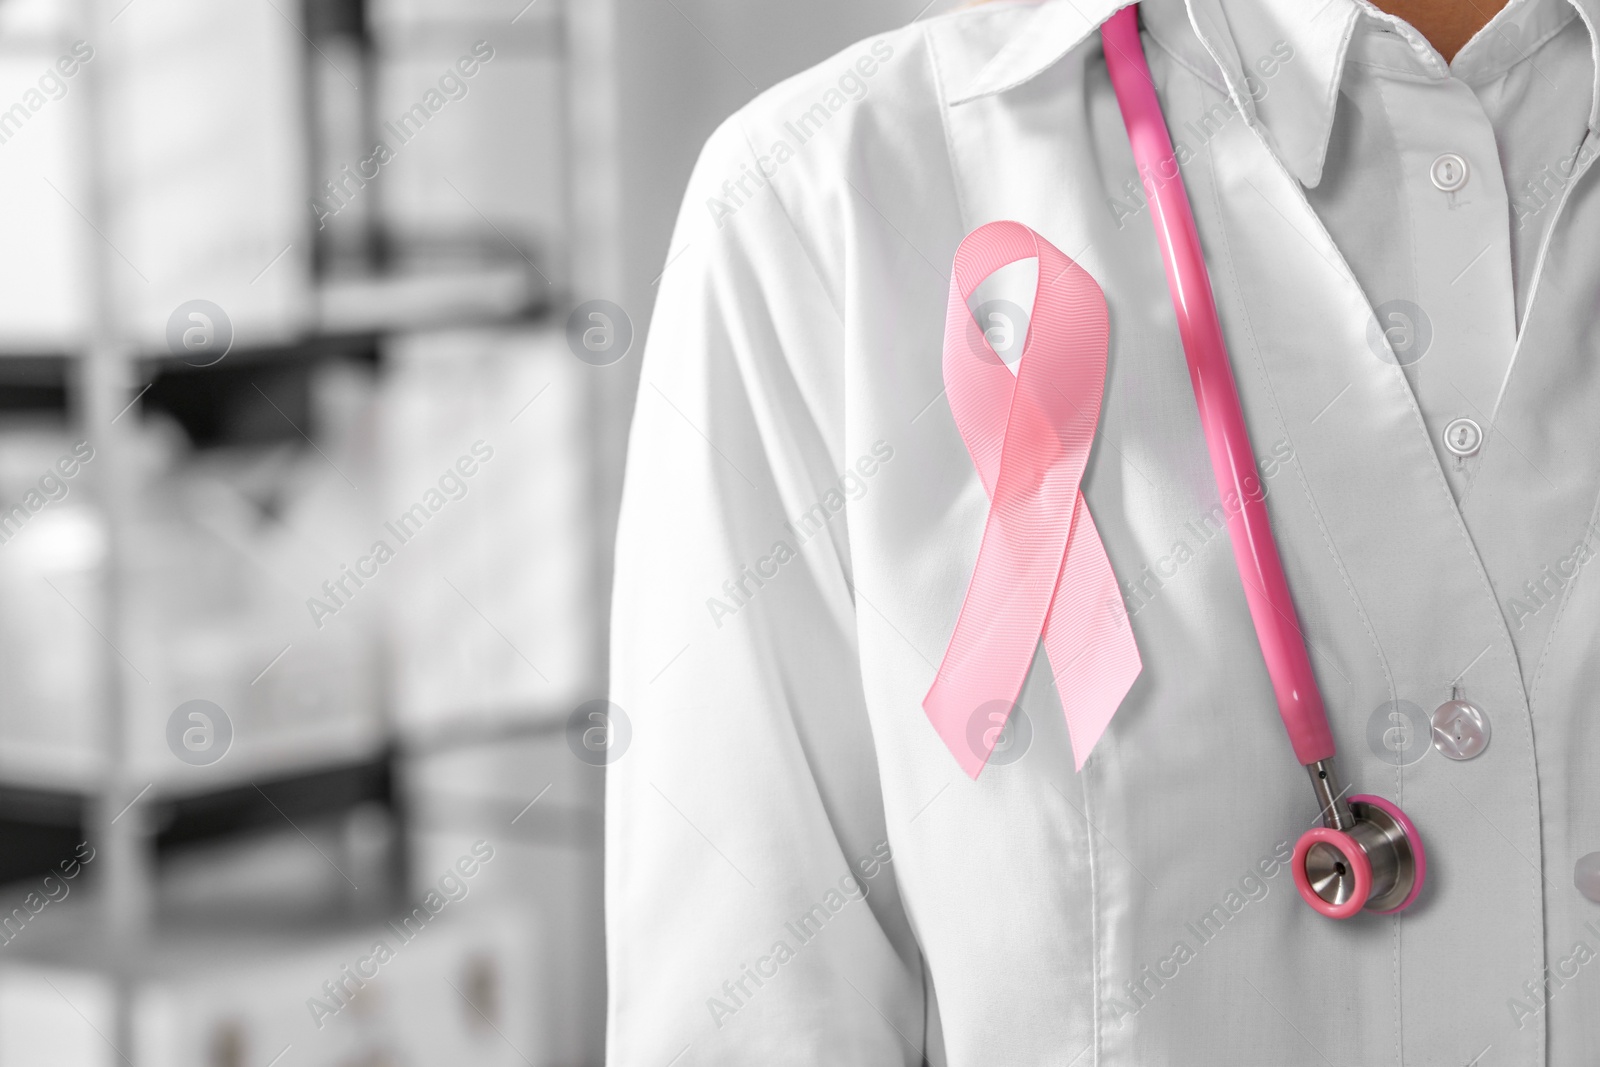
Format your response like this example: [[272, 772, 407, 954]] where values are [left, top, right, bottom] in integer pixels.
[[924, 221, 1142, 777]]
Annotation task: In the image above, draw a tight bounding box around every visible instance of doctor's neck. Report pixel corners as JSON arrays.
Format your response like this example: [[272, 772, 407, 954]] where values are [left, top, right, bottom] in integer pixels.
[[1366, 0, 1512, 61]]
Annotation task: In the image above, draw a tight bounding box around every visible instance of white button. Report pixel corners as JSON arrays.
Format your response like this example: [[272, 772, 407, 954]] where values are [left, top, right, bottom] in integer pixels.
[[1443, 417, 1484, 457], [1431, 153, 1469, 192], [1577, 853, 1600, 903], [1431, 698, 1490, 760]]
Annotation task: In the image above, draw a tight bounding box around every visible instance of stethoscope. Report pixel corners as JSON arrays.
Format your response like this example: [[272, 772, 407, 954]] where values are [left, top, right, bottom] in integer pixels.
[[1101, 6, 1426, 919]]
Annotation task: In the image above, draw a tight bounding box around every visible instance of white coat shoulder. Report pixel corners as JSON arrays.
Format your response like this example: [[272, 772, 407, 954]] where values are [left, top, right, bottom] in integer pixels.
[[674, 1, 1102, 301]]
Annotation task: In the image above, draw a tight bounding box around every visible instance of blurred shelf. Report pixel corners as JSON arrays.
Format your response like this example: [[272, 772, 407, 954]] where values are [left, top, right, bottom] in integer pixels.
[[315, 263, 552, 337], [0, 265, 553, 365], [136, 330, 379, 370], [0, 751, 394, 841], [396, 709, 566, 755], [0, 751, 399, 901], [0, 727, 391, 800], [0, 781, 84, 885], [0, 354, 75, 386], [151, 751, 394, 854]]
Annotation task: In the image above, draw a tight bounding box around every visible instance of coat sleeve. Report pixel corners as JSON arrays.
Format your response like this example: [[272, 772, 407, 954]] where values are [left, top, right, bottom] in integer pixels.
[[605, 115, 928, 1065]]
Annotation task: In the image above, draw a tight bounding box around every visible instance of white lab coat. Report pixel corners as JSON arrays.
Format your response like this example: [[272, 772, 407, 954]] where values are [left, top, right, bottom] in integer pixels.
[[608, 0, 1600, 1062]]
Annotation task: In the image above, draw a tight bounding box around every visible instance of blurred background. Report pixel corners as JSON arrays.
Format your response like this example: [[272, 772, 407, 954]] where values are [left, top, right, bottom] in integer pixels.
[[0, 0, 952, 1063]]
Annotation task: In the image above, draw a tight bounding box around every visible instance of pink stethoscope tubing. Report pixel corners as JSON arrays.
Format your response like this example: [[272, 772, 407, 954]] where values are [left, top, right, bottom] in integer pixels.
[[1101, 6, 1329, 766], [1100, 4, 1425, 917]]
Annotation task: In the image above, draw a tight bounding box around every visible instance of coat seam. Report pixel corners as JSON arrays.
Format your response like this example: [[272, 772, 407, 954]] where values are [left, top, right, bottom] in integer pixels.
[[1521, 145, 1598, 702], [922, 22, 964, 1066]]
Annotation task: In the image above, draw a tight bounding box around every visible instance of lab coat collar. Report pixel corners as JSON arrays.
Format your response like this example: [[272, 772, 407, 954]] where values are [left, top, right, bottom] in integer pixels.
[[946, 0, 1131, 106], [1568, 0, 1600, 132], [1446, 0, 1600, 133], [1348, 0, 1600, 130], [951, 0, 1600, 188], [950, 0, 1362, 188], [1162, 0, 1360, 187]]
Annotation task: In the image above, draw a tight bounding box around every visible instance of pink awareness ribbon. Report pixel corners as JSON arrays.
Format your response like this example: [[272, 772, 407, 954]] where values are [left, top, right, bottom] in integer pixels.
[[924, 221, 1141, 777]]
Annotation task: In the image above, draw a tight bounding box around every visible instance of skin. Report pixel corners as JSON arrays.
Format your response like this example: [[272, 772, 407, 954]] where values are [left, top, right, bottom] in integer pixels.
[[968, 0, 1517, 66], [1367, 0, 1514, 61]]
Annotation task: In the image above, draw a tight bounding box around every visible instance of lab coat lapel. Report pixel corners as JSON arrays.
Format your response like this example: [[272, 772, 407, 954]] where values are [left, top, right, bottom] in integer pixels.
[[1197, 113, 1524, 707], [1456, 138, 1600, 675]]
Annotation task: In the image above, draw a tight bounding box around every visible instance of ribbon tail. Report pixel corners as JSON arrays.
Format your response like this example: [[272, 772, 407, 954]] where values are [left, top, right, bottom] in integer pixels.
[[1041, 493, 1142, 770], [923, 680, 1011, 780], [923, 471, 1084, 779]]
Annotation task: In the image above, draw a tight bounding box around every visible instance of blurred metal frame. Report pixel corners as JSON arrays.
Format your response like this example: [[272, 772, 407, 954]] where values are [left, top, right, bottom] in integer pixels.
[[53, 0, 587, 1055]]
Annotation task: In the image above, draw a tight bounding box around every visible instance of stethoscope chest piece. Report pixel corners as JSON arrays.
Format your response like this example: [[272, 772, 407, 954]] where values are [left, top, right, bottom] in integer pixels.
[[1292, 778, 1427, 920]]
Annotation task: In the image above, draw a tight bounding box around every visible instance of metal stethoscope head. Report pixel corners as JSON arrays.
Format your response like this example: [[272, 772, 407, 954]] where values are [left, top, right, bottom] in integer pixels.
[[1293, 760, 1427, 918]]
